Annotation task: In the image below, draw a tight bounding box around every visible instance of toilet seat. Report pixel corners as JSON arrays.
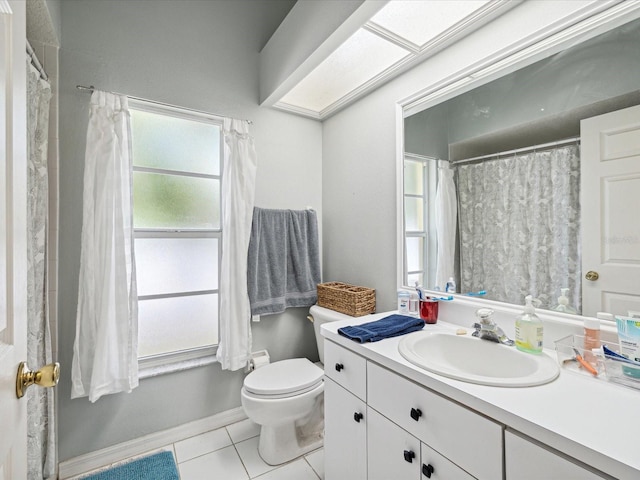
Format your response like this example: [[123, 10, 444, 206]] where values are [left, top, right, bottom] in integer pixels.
[[244, 358, 323, 399]]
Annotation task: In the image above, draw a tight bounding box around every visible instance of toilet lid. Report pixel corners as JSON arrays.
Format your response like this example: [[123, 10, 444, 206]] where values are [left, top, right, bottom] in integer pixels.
[[244, 358, 323, 396]]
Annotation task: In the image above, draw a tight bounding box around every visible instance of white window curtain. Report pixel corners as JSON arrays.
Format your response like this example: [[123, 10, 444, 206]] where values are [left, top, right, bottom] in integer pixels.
[[26, 60, 56, 479], [216, 118, 257, 371], [434, 163, 457, 291], [71, 91, 139, 402]]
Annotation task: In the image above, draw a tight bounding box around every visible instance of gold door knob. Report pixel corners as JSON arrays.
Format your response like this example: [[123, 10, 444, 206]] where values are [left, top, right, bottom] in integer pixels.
[[16, 362, 60, 399], [585, 271, 600, 281]]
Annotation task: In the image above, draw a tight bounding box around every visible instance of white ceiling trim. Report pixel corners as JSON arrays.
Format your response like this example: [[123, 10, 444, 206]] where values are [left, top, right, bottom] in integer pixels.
[[363, 22, 421, 54], [401, 0, 637, 117]]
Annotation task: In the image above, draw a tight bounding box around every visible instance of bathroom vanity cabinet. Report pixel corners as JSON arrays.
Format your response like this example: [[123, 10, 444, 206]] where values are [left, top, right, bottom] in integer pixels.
[[323, 335, 612, 480], [324, 339, 501, 479]]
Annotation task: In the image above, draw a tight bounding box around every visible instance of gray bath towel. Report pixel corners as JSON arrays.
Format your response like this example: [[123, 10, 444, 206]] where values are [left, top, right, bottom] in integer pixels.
[[247, 208, 321, 316]]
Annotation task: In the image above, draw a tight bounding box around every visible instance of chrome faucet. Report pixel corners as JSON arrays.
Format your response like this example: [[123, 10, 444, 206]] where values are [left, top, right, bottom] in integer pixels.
[[472, 308, 515, 346]]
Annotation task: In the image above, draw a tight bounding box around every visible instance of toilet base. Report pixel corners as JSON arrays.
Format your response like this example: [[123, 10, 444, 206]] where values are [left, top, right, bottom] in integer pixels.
[[258, 421, 324, 466]]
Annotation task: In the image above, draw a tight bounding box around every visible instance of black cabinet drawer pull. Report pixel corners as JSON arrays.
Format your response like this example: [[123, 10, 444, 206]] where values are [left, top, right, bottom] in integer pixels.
[[410, 407, 422, 421], [422, 463, 435, 478], [403, 450, 415, 463], [353, 412, 363, 423], [335, 363, 344, 372]]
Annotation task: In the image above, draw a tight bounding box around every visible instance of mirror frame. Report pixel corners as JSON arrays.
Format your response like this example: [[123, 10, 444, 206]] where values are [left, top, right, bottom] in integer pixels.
[[395, 2, 640, 311]]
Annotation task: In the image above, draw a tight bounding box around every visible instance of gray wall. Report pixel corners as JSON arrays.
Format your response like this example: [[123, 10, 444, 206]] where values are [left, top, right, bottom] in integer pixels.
[[57, 0, 322, 461]]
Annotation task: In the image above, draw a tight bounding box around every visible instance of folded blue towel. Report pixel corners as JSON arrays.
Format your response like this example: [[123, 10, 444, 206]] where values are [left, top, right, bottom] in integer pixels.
[[338, 315, 425, 343]]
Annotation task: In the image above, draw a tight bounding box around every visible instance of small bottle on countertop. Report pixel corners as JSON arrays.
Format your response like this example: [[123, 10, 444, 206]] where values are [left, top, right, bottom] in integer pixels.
[[583, 314, 605, 364], [408, 292, 419, 316], [397, 290, 410, 315]]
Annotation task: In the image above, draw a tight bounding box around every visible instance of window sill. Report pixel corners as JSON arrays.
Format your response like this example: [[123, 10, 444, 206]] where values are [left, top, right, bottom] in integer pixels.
[[138, 346, 218, 379]]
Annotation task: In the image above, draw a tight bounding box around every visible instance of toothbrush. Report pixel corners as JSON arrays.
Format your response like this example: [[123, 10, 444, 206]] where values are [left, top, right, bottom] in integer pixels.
[[431, 295, 453, 301], [466, 290, 487, 296]]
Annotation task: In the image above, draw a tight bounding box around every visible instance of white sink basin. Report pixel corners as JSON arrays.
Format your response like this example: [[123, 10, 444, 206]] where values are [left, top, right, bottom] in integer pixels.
[[398, 331, 559, 387]]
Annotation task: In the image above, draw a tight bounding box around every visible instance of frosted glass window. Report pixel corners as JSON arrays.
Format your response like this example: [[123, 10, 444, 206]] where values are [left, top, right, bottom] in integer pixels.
[[131, 109, 220, 175], [406, 237, 424, 272], [404, 161, 423, 195], [138, 294, 218, 357], [133, 172, 220, 230], [404, 197, 424, 231], [131, 101, 222, 362], [135, 238, 218, 297]]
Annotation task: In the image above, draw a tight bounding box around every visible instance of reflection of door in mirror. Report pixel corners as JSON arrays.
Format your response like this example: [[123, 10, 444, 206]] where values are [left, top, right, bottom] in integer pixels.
[[581, 104, 640, 317]]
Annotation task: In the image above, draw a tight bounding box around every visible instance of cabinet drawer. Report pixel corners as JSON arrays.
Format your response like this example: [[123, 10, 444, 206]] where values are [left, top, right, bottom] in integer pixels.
[[324, 340, 367, 400], [505, 430, 607, 480], [368, 362, 502, 480], [422, 443, 476, 480]]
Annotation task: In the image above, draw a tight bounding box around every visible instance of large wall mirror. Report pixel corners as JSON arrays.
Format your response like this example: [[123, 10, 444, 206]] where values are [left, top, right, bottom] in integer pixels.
[[402, 15, 640, 317]]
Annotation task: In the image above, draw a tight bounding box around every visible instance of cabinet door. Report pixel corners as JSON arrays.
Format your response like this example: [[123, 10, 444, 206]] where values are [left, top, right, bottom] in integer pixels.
[[421, 443, 476, 480], [367, 407, 421, 480], [368, 362, 502, 479], [505, 430, 607, 480], [324, 377, 367, 480]]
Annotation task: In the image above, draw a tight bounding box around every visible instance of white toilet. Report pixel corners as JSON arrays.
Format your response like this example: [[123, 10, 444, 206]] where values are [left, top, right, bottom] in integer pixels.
[[241, 305, 351, 465]]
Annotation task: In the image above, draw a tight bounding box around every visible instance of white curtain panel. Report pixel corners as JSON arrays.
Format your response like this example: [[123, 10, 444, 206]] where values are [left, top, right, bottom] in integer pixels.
[[216, 118, 257, 371], [26, 61, 56, 479], [71, 91, 139, 402], [457, 145, 581, 310], [434, 163, 457, 291]]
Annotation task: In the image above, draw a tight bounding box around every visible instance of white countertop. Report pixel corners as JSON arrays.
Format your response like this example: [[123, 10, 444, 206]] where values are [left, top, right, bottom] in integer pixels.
[[321, 310, 639, 480]]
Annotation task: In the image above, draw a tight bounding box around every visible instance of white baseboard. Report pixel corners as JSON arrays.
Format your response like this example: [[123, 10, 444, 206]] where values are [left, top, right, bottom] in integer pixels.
[[58, 407, 247, 479]]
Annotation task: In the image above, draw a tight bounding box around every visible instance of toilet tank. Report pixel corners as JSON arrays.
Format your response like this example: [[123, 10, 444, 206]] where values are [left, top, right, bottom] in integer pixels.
[[309, 305, 353, 364]]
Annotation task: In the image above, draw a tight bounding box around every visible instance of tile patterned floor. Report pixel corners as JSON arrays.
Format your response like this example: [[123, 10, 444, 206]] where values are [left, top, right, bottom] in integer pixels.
[[73, 418, 324, 480]]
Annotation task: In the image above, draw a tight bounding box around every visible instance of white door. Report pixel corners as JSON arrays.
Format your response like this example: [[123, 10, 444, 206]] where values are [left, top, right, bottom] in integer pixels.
[[581, 104, 640, 317], [0, 1, 28, 478]]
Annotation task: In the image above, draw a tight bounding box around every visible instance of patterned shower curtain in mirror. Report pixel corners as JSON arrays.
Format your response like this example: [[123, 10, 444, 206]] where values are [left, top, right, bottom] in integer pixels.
[[457, 144, 581, 311], [27, 61, 55, 479]]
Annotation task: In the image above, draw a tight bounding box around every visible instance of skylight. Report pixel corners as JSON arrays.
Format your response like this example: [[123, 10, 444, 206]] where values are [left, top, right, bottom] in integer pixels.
[[274, 0, 497, 118], [369, 0, 491, 49]]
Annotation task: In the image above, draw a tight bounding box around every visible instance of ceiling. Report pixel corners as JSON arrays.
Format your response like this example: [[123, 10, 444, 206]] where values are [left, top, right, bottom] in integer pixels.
[[271, 1, 514, 120]]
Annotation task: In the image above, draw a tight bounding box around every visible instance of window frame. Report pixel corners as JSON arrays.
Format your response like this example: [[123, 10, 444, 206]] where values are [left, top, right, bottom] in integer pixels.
[[128, 99, 224, 374], [402, 153, 437, 289]]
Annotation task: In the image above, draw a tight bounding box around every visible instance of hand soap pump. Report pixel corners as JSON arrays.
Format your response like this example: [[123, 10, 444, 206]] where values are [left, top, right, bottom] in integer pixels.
[[551, 288, 577, 314], [515, 295, 543, 354]]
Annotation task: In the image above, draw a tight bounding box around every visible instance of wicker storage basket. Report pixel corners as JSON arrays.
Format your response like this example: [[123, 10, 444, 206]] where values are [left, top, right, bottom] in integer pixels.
[[316, 282, 376, 317]]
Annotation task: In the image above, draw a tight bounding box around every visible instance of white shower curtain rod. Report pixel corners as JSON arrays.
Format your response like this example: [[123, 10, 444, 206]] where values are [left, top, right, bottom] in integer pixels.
[[27, 40, 48, 81], [75, 85, 253, 124], [451, 136, 580, 166]]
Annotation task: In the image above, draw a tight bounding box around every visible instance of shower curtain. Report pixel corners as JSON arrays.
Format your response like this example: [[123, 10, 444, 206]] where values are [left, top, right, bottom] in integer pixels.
[[26, 61, 55, 479], [456, 144, 581, 310]]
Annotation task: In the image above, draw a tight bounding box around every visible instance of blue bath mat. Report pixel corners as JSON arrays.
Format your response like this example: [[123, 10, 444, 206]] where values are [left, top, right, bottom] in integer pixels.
[[82, 451, 179, 480]]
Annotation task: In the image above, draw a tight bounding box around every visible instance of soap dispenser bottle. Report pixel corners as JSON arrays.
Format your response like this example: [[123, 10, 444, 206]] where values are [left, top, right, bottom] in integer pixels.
[[515, 295, 543, 354], [551, 288, 577, 314]]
